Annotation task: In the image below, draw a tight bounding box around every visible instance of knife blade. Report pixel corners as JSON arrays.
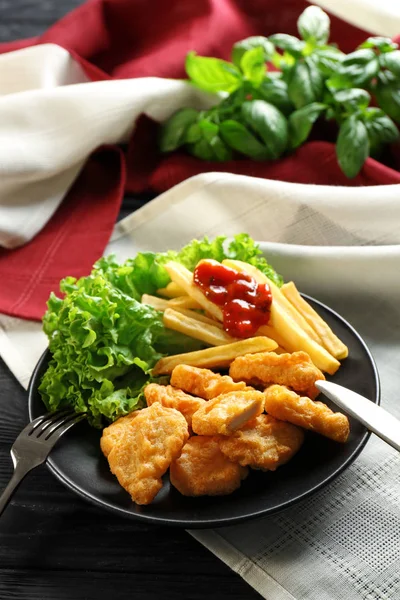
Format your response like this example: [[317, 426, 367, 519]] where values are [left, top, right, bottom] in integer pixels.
[[315, 380, 400, 453]]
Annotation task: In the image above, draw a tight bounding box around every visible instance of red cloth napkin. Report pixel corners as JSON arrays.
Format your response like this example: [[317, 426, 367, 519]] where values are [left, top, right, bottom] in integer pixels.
[[0, 0, 399, 322]]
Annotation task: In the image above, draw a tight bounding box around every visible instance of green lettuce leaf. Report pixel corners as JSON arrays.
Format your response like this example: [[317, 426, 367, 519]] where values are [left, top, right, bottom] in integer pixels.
[[39, 234, 282, 427]]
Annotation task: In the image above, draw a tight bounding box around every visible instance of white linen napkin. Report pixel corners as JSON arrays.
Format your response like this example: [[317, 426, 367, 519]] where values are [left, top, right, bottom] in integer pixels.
[[1, 172, 399, 600], [0, 44, 214, 249]]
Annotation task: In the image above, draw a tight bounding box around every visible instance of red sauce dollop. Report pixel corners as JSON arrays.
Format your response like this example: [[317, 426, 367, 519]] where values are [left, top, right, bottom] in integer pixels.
[[193, 262, 272, 338]]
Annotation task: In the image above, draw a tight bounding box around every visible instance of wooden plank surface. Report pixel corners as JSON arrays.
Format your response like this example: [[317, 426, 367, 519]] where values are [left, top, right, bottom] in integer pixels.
[[0, 2, 261, 598]]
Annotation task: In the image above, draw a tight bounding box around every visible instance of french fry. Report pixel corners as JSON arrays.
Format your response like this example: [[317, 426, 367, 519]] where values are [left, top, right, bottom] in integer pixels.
[[281, 281, 348, 360], [222, 260, 340, 374], [157, 281, 186, 298], [164, 262, 223, 321], [142, 294, 169, 311], [142, 294, 223, 327], [152, 336, 278, 375], [222, 259, 322, 344], [168, 296, 204, 310], [163, 308, 237, 346], [257, 324, 289, 350], [173, 308, 223, 328]]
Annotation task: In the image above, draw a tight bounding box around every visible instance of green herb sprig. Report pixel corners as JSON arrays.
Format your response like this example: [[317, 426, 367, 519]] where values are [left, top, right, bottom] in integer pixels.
[[159, 5, 400, 178]]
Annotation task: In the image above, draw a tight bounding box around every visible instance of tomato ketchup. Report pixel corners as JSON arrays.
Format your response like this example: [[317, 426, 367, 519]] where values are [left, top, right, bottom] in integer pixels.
[[193, 261, 272, 338]]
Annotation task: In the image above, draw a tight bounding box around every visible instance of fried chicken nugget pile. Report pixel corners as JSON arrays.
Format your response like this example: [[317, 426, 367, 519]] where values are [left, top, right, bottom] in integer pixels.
[[230, 351, 325, 399], [170, 436, 248, 496], [264, 384, 350, 443], [101, 349, 350, 504], [101, 403, 188, 505]]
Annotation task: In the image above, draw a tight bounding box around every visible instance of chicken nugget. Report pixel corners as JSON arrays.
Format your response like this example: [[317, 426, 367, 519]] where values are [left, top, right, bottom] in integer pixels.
[[191, 390, 264, 436], [144, 383, 205, 427], [230, 351, 324, 398], [264, 384, 349, 443], [170, 364, 248, 400], [100, 412, 139, 458], [219, 414, 304, 470], [105, 403, 189, 505], [170, 436, 248, 496]]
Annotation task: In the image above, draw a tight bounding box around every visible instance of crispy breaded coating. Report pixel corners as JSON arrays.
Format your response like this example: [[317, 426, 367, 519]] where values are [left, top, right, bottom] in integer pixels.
[[191, 390, 265, 436], [144, 383, 205, 427], [229, 351, 325, 398], [170, 364, 248, 400], [219, 414, 304, 470], [100, 412, 139, 458], [264, 384, 350, 443], [105, 403, 189, 505], [170, 436, 248, 496]]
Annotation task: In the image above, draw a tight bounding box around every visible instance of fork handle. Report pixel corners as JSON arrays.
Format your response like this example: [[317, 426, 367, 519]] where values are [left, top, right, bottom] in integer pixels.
[[0, 463, 32, 517]]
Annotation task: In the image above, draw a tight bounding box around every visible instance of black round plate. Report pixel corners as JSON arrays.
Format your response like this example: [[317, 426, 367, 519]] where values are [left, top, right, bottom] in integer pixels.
[[28, 295, 379, 528]]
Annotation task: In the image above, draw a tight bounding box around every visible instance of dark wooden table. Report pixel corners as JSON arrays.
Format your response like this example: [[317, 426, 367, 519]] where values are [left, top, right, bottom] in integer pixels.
[[0, 2, 261, 598]]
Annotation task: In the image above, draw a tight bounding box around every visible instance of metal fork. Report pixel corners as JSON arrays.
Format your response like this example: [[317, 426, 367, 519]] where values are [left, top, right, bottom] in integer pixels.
[[0, 410, 86, 516]]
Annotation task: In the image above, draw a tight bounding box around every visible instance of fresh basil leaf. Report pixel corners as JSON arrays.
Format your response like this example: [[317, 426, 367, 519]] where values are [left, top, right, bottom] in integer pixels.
[[258, 77, 293, 115], [343, 48, 376, 64], [314, 45, 344, 76], [359, 37, 398, 53], [209, 136, 233, 161], [269, 34, 305, 57], [232, 36, 274, 68], [185, 51, 242, 93], [338, 49, 379, 86], [288, 58, 324, 108], [328, 58, 379, 89], [326, 73, 354, 92], [297, 5, 330, 44], [241, 100, 288, 159], [185, 123, 202, 144], [198, 120, 219, 142], [333, 88, 371, 110], [159, 108, 199, 152], [336, 115, 369, 178], [220, 119, 269, 159], [380, 50, 400, 77], [375, 80, 400, 122], [240, 46, 266, 86], [288, 102, 326, 148], [188, 138, 215, 160], [363, 108, 399, 151]]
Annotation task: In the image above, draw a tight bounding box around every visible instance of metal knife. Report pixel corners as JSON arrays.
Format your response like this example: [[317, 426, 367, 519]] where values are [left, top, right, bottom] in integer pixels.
[[315, 380, 400, 453]]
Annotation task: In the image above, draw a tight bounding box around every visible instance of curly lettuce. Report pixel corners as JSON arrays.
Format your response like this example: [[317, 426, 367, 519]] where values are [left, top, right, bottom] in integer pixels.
[[39, 233, 282, 427]]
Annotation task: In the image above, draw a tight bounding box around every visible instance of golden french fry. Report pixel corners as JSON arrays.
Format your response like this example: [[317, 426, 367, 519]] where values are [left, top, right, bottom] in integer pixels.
[[173, 308, 223, 328], [281, 282, 348, 360], [163, 308, 238, 347], [142, 294, 169, 311], [157, 281, 186, 298], [164, 262, 223, 321], [269, 302, 340, 374], [142, 294, 223, 327], [222, 260, 339, 374], [257, 324, 289, 350], [152, 336, 278, 375], [168, 296, 203, 310], [222, 259, 322, 344]]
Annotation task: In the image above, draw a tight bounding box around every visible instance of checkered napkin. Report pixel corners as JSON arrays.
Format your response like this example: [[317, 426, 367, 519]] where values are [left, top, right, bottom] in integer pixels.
[[1, 173, 399, 600]]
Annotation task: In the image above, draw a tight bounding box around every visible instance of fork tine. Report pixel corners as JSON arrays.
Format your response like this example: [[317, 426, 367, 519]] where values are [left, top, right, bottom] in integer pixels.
[[32, 410, 77, 438], [23, 409, 73, 436], [44, 413, 86, 443]]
